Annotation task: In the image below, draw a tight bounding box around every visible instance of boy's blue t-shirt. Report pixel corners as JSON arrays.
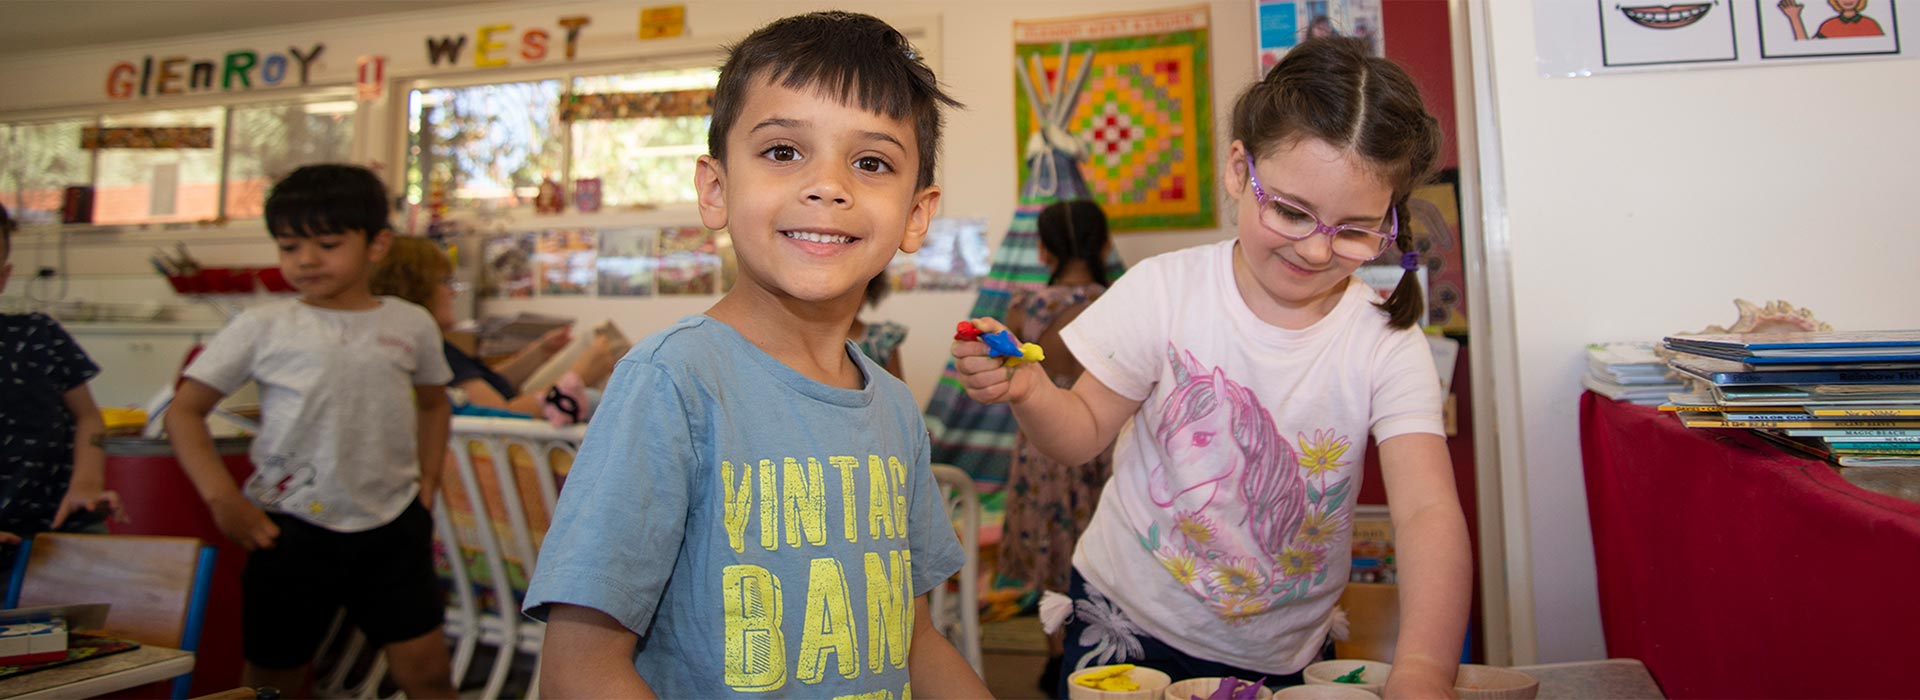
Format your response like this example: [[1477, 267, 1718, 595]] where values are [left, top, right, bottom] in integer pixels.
[[523, 315, 964, 698]]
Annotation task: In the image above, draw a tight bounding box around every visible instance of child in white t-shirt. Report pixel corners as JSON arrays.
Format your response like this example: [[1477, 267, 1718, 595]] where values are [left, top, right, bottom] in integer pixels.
[[953, 37, 1470, 699], [166, 165, 457, 698]]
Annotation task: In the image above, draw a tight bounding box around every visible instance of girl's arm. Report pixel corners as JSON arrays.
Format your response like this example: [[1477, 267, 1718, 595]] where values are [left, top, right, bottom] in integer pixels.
[[541, 604, 657, 698], [952, 318, 1141, 465], [908, 593, 992, 698], [1376, 432, 1471, 700], [52, 382, 117, 529]]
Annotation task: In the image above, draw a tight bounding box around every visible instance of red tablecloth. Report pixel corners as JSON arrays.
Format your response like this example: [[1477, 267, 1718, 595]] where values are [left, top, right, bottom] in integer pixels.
[[1580, 392, 1920, 699]]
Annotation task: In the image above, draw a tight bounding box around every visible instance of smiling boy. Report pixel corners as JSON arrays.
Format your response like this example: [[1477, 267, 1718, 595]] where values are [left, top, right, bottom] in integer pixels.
[[524, 12, 990, 699]]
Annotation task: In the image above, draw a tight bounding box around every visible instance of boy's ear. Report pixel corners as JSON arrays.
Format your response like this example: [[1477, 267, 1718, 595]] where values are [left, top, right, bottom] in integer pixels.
[[366, 229, 395, 263], [900, 185, 941, 255], [695, 155, 729, 232]]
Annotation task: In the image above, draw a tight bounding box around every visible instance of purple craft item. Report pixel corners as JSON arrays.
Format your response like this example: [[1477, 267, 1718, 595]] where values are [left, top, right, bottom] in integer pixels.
[[1194, 676, 1267, 700]]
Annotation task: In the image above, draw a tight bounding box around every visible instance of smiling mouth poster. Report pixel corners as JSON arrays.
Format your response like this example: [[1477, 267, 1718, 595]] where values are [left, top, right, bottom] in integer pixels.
[[1534, 0, 1908, 77]]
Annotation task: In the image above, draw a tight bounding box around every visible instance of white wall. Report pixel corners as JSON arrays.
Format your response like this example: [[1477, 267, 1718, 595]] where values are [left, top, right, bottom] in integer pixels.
[[1480, 3, 1920, 661], [0, 0, 1245, 408]]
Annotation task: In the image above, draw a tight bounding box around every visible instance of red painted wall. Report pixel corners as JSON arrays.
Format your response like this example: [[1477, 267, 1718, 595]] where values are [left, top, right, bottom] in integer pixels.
[[1383, 0, 1459, 170]]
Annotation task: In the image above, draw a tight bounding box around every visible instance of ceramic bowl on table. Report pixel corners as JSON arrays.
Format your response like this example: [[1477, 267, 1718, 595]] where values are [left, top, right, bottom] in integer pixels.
[[1453, 664, 1539, 700], [1067, 665, 1174, 700], [1272, 684, 1379, 699], [1163, 676, 1275, 700], [1302, 659, 1392, 695]]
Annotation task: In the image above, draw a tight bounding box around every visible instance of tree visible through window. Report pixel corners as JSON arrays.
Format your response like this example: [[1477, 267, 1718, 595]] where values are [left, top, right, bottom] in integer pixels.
[[1, 119, 93, 226], [226, 100, 356, 219], [407, 80, 564, 214]]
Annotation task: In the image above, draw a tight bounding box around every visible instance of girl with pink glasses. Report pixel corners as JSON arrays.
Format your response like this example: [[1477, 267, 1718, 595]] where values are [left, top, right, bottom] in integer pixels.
[[953, 37, 1470, 699]]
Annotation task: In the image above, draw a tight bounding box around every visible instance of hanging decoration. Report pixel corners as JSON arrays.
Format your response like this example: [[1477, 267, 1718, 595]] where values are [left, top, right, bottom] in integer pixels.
[[559, 88, 713, 121], [1012, 5, 1216, 234], [80, 127, 214, 149]]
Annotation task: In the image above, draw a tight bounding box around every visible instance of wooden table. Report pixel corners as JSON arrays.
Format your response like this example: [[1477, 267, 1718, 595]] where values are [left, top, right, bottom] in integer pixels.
[[1513, 658, 1663, 699], [0, 645, 193, 699]]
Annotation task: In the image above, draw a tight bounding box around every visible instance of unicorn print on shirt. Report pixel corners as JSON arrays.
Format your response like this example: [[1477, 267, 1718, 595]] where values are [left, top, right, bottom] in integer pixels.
[[1139, 345, 1356, 623]]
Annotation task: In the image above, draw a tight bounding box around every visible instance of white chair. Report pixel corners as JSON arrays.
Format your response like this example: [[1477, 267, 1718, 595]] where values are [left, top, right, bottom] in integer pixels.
[[929, 464, 984, 674], [311, 416, 583, 700]]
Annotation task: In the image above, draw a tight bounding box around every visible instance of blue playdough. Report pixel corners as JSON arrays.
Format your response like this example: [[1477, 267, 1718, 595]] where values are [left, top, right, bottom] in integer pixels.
[[981, 330, 1023, 358]]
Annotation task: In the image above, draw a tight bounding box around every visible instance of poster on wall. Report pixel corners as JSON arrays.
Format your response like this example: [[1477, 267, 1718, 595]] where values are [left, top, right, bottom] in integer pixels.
[[656, 226, 719, 295], [483, 232, 536, 298], [1757, 0, 1901, 58], [1411, 177, 1466, 334], [596, 228, 658, 297], [1598, 1, 1739, 67], [535, 229, 597, 296], [1536, 0, 1908, 76], [1013, 6, 1217, 233], [1255, 0, 1386, 74]]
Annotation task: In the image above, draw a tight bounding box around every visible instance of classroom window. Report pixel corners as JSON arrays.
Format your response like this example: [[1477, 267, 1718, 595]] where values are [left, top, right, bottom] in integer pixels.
[[406, 79, 564, 214], [225, 99, 357, 219], [91, 107, 225, 225], [568, 67, 717, 209], [0, 119, 94, 226]]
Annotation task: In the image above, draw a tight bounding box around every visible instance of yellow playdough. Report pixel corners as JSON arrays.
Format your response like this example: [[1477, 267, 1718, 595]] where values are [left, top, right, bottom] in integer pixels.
[[1073, 664, 1140, 691], [1005, 343, 1047, 368]]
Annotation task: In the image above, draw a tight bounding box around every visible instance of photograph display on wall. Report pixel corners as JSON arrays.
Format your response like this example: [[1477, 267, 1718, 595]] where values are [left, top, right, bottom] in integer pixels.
[[482, 231, 536, 298], [890, 217, 991, 291], [535, 229, 597, 296], [656, 226, 719, 296], [1409, 176, 1466, 334], [596, 228, 659, 297], [1013, 6, 1217, 233], [1255, 0, 1386, 74]]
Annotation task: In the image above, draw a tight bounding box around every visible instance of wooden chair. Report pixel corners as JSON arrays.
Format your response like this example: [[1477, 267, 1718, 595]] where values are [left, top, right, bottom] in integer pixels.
[[6, 533, 216, 699]]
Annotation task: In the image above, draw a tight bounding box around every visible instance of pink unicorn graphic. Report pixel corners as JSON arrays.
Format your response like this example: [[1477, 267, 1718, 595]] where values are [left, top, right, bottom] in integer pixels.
[[1151, 346, 1307, 555]]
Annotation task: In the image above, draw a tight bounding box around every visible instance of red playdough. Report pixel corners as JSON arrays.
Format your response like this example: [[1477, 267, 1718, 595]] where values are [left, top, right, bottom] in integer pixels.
[[954, 321, 986, 341]]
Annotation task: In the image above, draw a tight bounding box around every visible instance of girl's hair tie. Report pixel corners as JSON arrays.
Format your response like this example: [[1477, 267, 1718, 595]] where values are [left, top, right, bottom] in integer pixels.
[[1400, 251, 1420, 271]]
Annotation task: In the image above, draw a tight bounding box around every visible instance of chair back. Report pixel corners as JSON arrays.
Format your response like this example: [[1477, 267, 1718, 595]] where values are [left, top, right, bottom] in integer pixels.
[[929, 464, 984, 673]]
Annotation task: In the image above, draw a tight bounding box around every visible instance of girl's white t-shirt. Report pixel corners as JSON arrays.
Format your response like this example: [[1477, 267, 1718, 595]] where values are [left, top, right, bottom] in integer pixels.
[[1059, 239, 1443, 673]]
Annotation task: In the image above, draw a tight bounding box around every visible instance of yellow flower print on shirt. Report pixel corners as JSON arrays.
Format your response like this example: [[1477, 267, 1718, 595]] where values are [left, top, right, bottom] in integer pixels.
[[1298, 428, 1352, 478], [1295, 509, 1338, 548], [1156, 549, 1198, 586], [1173, 510, 1218, 545], [1209, 557, 1268, 597], [1280, 546, 1324, 577]]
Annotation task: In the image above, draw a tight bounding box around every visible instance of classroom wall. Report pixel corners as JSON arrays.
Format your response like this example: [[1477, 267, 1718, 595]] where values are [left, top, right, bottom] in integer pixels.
[[1480, 3, 1920, 662], [0, 0, 1461, 409]]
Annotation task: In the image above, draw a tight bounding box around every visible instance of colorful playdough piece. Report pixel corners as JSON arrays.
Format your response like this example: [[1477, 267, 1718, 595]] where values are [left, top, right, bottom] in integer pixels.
[[980, 330, 1022, 358], [1195, 676, 1267, 700], [1073, 664, 1140, 691], [1334, 666, 1367, 684], [954, 321, 985, 341]]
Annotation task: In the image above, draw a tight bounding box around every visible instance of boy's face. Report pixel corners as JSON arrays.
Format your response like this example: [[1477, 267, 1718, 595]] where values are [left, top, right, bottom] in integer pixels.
[[275, 229, 392, 305], [695, 79, 939, 306]]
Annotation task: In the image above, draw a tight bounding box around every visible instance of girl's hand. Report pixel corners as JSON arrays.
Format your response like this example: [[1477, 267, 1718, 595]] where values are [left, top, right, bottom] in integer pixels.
[[51, 486, 123, 529], [950, 317, 1046, 405], [0, 532, 19, 546], [208, 492, 280, 551]]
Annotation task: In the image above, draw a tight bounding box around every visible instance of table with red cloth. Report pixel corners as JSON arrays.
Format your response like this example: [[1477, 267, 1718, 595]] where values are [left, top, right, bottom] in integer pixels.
[[1580, 392, 1920, 699]]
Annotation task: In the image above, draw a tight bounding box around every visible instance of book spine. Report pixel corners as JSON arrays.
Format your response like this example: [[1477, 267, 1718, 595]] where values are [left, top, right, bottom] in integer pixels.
[[1787, 429, 1920, 437], [1689, 419, 1920, 429], [1714, 368, 1920, 385], [1810, 408, 1920, 417]]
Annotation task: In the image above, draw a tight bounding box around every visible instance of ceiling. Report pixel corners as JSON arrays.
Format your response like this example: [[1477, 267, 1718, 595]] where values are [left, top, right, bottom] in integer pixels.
[[0, 0, 507, 57]]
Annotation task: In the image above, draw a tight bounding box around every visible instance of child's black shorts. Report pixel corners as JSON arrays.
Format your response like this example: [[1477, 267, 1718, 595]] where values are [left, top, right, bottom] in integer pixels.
[[243, 499, 443, 669]]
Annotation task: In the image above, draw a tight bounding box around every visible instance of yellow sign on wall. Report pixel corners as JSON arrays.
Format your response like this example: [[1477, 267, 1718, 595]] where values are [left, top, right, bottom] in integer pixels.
[[640, 6, 686, 40]]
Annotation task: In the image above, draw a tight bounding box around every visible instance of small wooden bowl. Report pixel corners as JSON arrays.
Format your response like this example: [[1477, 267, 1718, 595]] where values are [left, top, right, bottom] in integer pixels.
[[1164, 677, 1275, 700], [1067, 665, 1174, 700], [1453, 664, 1539, 700], [1272, 684, 1379, 699], [1302, 659, 1392, 695]]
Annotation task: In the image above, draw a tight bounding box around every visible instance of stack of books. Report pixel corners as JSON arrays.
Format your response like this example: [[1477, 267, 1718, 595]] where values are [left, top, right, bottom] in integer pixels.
[[1584, 342, 1685, 405], [1659, 330, 1920, 467]]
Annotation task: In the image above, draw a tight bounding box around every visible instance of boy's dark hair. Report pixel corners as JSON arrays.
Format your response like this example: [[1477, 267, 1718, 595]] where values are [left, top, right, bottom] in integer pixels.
[[264, 164, 392, 240], [864, 273, 890, 308], [708, 12, 962, 190], [1037, 200, 1112, 287], [1230, 37, 1440, 329]]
